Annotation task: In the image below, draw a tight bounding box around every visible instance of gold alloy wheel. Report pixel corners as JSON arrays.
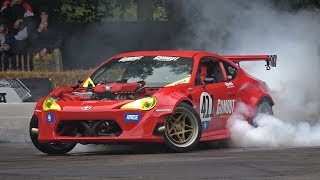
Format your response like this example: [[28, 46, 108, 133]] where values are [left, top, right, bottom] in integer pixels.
[[166, 112, 195, 145]]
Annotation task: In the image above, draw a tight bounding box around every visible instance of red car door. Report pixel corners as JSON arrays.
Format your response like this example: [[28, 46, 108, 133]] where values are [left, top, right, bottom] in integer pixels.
[[190, 57, 232, 132]]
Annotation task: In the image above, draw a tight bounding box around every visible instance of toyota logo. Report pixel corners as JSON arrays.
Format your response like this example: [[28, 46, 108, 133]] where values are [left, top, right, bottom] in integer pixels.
[[82, 106, 92, 111]]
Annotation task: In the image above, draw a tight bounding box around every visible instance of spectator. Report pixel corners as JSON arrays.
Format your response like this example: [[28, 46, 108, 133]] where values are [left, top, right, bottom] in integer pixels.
[[30, 7, 63, 71], [1, 0, 34, 70], [0, 18, 14, 71], [1, 0, 33, 37], [1, 0, 33, 27]]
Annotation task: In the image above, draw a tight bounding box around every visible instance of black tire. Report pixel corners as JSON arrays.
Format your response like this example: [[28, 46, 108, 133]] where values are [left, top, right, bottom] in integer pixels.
[[164, 102, 201, 152], [29, 115, 77, 154], [252, 99, 273, 127]]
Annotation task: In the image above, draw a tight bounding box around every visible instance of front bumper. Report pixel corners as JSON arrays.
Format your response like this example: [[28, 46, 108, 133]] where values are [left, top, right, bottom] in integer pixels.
[[36, 108, 169, 144]]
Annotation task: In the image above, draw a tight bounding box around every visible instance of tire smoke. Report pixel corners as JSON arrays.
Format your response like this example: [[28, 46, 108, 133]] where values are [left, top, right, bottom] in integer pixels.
[[178, 0, 320, 147]]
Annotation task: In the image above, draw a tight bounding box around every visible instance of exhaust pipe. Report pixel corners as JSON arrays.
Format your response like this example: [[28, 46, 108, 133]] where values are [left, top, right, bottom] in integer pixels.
[[31, 128, 39, 135], [157, 126, 166, 133]]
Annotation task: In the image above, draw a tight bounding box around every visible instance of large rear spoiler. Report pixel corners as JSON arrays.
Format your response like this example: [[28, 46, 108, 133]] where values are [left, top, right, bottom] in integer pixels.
[[224, 55, 277, 70]]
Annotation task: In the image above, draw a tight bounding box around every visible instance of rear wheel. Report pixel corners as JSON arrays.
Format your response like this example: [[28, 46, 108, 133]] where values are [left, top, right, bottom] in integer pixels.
[[164, 103, 201, 152], [252, 100, 273, 127], [29, 115, 77, 154]]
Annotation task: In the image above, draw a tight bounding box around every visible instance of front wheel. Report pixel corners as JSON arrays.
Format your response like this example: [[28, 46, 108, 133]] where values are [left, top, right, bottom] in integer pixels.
[[29, 115, 77, 154], [164, 102, 201, 152]]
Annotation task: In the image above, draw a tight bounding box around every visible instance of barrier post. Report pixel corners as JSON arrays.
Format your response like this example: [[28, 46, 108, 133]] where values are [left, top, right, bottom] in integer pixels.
[[21, 55, 25, 70], [8, 57, 12, 70], [1, 56, 4, 71], [15, 55, 19, 70], [27, 53, 30, 71], [53, 48, 63, 72]]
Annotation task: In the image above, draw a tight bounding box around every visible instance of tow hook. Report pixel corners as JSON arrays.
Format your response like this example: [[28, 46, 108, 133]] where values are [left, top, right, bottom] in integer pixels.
[[31, 128, 39, 135], [157, 126, 166, 133]]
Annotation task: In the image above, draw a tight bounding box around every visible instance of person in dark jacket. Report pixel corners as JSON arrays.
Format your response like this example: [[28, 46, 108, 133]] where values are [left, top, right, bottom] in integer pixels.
[[29, 7, 63, 71], [0, 18, 15, 70], [1, 0, 33, 46], [1, 0, 33, 30], [1, 0, 34, 70]]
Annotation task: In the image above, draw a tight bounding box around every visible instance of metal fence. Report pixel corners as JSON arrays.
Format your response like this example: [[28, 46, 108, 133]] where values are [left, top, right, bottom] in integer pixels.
[[0, 48, 63, 72]]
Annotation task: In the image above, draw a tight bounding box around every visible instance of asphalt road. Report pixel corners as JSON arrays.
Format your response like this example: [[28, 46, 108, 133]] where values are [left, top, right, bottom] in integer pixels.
[[0, 143, 320, 180]]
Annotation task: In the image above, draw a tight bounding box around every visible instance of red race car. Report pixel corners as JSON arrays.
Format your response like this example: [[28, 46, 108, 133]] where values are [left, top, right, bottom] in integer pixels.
[[29, 51, 277, 154]]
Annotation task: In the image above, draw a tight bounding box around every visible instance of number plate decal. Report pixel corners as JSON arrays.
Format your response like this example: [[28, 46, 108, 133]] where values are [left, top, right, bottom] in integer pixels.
[[200, 92, 214, 124]]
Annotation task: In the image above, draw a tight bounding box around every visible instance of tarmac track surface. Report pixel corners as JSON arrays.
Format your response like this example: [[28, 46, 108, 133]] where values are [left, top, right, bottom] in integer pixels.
[[0, 143, 320, 180]]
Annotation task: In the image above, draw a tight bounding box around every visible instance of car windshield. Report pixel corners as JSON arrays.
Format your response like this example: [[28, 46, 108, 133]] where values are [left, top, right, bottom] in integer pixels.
[[90, 56, 193, 87]]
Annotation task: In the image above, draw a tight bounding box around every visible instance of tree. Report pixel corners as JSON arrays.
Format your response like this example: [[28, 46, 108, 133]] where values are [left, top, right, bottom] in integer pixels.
[[57, 0, 113, 22], [272, 0, 320, 11], [23, 0, 169, 22]]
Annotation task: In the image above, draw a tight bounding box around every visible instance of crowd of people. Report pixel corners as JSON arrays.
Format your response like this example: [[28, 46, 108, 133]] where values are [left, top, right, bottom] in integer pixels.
[[0, 0, 63, 71]]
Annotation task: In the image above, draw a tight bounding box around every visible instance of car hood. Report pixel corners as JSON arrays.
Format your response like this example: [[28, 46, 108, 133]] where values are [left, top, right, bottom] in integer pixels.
[[57, 100, 131, 111]]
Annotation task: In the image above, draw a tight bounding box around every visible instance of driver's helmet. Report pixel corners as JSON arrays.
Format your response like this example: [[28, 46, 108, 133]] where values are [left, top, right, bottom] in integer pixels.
[[199, 63, 208, 83]]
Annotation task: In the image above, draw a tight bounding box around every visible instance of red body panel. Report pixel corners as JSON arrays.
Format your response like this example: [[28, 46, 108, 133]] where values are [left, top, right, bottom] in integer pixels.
[[34, 50, 275, 144]]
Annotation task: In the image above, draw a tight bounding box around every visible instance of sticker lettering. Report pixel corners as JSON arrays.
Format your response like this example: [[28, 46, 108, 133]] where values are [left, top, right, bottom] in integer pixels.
[[224, 82, 234, 89], [200, 92, 214, 122], [165, 77, 190, 87], [154, 56, 179, 61], [216, 99, 235, 115], [202, 121, 210, 131], [155, 109, 172, 112], [46, 113, 54, 123], [228, 66, 236, 75], [119, 56, 143, 62], [124, 113, 141, 122]]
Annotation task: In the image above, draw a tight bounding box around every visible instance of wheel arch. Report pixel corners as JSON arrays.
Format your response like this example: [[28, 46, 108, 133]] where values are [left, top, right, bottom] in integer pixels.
[[179, 100, 194, 108], [256, 95, 274, 107]]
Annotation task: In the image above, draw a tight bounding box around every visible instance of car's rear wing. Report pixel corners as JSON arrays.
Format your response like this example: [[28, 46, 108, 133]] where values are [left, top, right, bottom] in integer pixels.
[[224, 55, 277, 70]]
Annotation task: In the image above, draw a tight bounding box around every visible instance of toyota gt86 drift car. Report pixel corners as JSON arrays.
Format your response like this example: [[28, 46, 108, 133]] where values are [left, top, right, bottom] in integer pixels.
[[29, 51, 277, 154]]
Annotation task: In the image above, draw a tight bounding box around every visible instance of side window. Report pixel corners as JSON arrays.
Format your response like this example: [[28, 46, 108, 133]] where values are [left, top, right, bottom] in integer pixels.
[[222, 62, 237, 80], [196, 58, 224, 85]]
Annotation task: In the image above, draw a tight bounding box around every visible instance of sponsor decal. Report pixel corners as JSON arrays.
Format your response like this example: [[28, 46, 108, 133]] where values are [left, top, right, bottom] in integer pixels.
[[165, 76, 190, 87], [154, 56, 179, 61], [228, 66, 236, 75], [46, 113, 54, 123], [155, 109, 172, 112], [216, 99, 235, 115], [119, 56, 143, 62], [224, 82, 234, 89], [82, 106, 92, 111], [202, 121, 210, 131], [82, 77, 95, 88], [0, 93, 7, 103], [124, 113, 141, 122]]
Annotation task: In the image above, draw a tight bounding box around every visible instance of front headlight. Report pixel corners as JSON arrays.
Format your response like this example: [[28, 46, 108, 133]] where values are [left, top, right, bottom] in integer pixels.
[[121, 97, 157, 111], [42, 98, 61, 111]]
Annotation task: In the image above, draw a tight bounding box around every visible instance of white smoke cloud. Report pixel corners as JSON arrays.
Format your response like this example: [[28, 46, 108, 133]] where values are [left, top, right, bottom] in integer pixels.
[[225, 3, 320, 122], [178, 0, 320, 147], [229, 115, 320, 148]]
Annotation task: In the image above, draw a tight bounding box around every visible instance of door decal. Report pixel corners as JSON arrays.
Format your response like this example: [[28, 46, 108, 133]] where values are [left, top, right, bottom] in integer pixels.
[[200, 92, 214, 130]]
